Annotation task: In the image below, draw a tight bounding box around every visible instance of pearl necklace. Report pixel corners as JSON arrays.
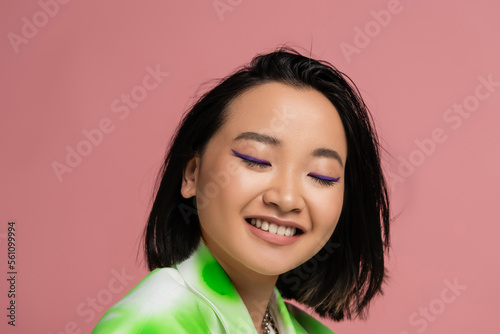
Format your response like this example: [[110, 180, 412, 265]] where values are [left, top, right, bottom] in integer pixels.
[[261, 306, 279, 334]]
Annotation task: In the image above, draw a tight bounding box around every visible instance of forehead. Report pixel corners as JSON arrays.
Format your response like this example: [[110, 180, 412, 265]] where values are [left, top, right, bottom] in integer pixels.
[[219, 82, 347, 156]]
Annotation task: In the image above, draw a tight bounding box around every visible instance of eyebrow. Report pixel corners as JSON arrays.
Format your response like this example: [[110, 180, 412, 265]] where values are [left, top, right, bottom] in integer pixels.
[[233, 131, 344, 167], [312, 148, 344, 168], [233, 131, 281, 145]]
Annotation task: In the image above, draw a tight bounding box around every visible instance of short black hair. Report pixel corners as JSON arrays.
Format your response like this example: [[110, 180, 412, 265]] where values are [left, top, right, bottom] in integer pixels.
[[144, 46, 391, 321]]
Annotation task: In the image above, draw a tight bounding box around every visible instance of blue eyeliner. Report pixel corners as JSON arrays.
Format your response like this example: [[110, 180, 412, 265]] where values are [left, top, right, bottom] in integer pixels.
[[232, 149, 340, 184], [308, 172, 340, 182], [231, 149, 270, 165]]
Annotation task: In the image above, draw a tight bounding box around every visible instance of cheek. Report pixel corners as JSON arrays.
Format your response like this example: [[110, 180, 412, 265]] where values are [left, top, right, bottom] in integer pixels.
[[195, 160, 252, 213], [305, 191, 343, 256], [309, 187, 344, 232]]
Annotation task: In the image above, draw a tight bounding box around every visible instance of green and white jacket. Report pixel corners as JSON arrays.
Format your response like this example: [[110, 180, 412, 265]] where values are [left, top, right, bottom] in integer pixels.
[[93, 240, 335, 333]]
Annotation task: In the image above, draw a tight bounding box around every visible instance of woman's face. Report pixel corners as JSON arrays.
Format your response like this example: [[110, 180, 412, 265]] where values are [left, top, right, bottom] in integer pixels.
[[181, 82, 347, 278]]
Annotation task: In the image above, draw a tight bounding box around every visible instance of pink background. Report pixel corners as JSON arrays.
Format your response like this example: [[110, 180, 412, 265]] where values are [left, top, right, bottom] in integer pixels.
[[1, 0, 499, 333]]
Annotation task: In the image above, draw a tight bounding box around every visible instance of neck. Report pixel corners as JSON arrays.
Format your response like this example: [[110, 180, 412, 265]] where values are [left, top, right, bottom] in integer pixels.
[[204, 240, 279, 333], [229, 269, 277, 333]]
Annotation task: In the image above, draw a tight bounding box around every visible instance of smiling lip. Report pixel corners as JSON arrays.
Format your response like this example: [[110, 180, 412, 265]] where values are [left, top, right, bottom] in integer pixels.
[[244, 215, 305, 246], [245, 215, 306, 232]]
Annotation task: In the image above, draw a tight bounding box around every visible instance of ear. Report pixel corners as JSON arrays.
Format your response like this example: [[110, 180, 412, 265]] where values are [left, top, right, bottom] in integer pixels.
[[180, 155, 200, 199]]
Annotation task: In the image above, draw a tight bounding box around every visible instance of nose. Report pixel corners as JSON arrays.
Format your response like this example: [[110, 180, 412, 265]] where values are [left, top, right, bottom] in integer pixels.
[[262, 169, 305, 213]]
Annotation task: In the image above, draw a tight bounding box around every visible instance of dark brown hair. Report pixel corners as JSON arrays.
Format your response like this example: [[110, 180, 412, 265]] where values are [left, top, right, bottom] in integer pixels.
[[144, 46, 391, 321]]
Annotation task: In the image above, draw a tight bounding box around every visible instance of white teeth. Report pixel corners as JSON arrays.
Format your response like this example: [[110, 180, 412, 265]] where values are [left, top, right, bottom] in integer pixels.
[[261, 221, 269, 231], [248, 218, 297, 236], [269, 223, 278, 234]]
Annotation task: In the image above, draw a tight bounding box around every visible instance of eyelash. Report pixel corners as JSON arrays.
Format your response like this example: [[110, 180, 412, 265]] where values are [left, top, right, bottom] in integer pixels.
[[241, 159, 270, 169], [231, 149, 339, 186], [310, 177, 336, 186]]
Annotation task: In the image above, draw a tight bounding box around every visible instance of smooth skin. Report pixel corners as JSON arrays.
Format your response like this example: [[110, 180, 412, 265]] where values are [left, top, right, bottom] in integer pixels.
[[181, 82, 347, 333]]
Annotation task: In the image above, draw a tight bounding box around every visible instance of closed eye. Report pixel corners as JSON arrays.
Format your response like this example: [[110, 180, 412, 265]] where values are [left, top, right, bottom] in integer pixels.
[[308, 172, 340, 186], [231, 149, 271, 169], [231, 149, 340, 185]]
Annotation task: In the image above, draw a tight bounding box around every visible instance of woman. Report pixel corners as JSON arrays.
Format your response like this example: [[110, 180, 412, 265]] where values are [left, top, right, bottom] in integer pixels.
[[93, 47, 391, 333]]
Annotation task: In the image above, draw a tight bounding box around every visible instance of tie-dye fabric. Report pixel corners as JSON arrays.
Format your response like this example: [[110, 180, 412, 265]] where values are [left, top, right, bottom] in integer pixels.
[[93, 240, 335, 333]]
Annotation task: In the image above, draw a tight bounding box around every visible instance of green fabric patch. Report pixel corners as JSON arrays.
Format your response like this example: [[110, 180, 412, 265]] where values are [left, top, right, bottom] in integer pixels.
[[197, 242, 238, 299], [202, 261, 233, 296]]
